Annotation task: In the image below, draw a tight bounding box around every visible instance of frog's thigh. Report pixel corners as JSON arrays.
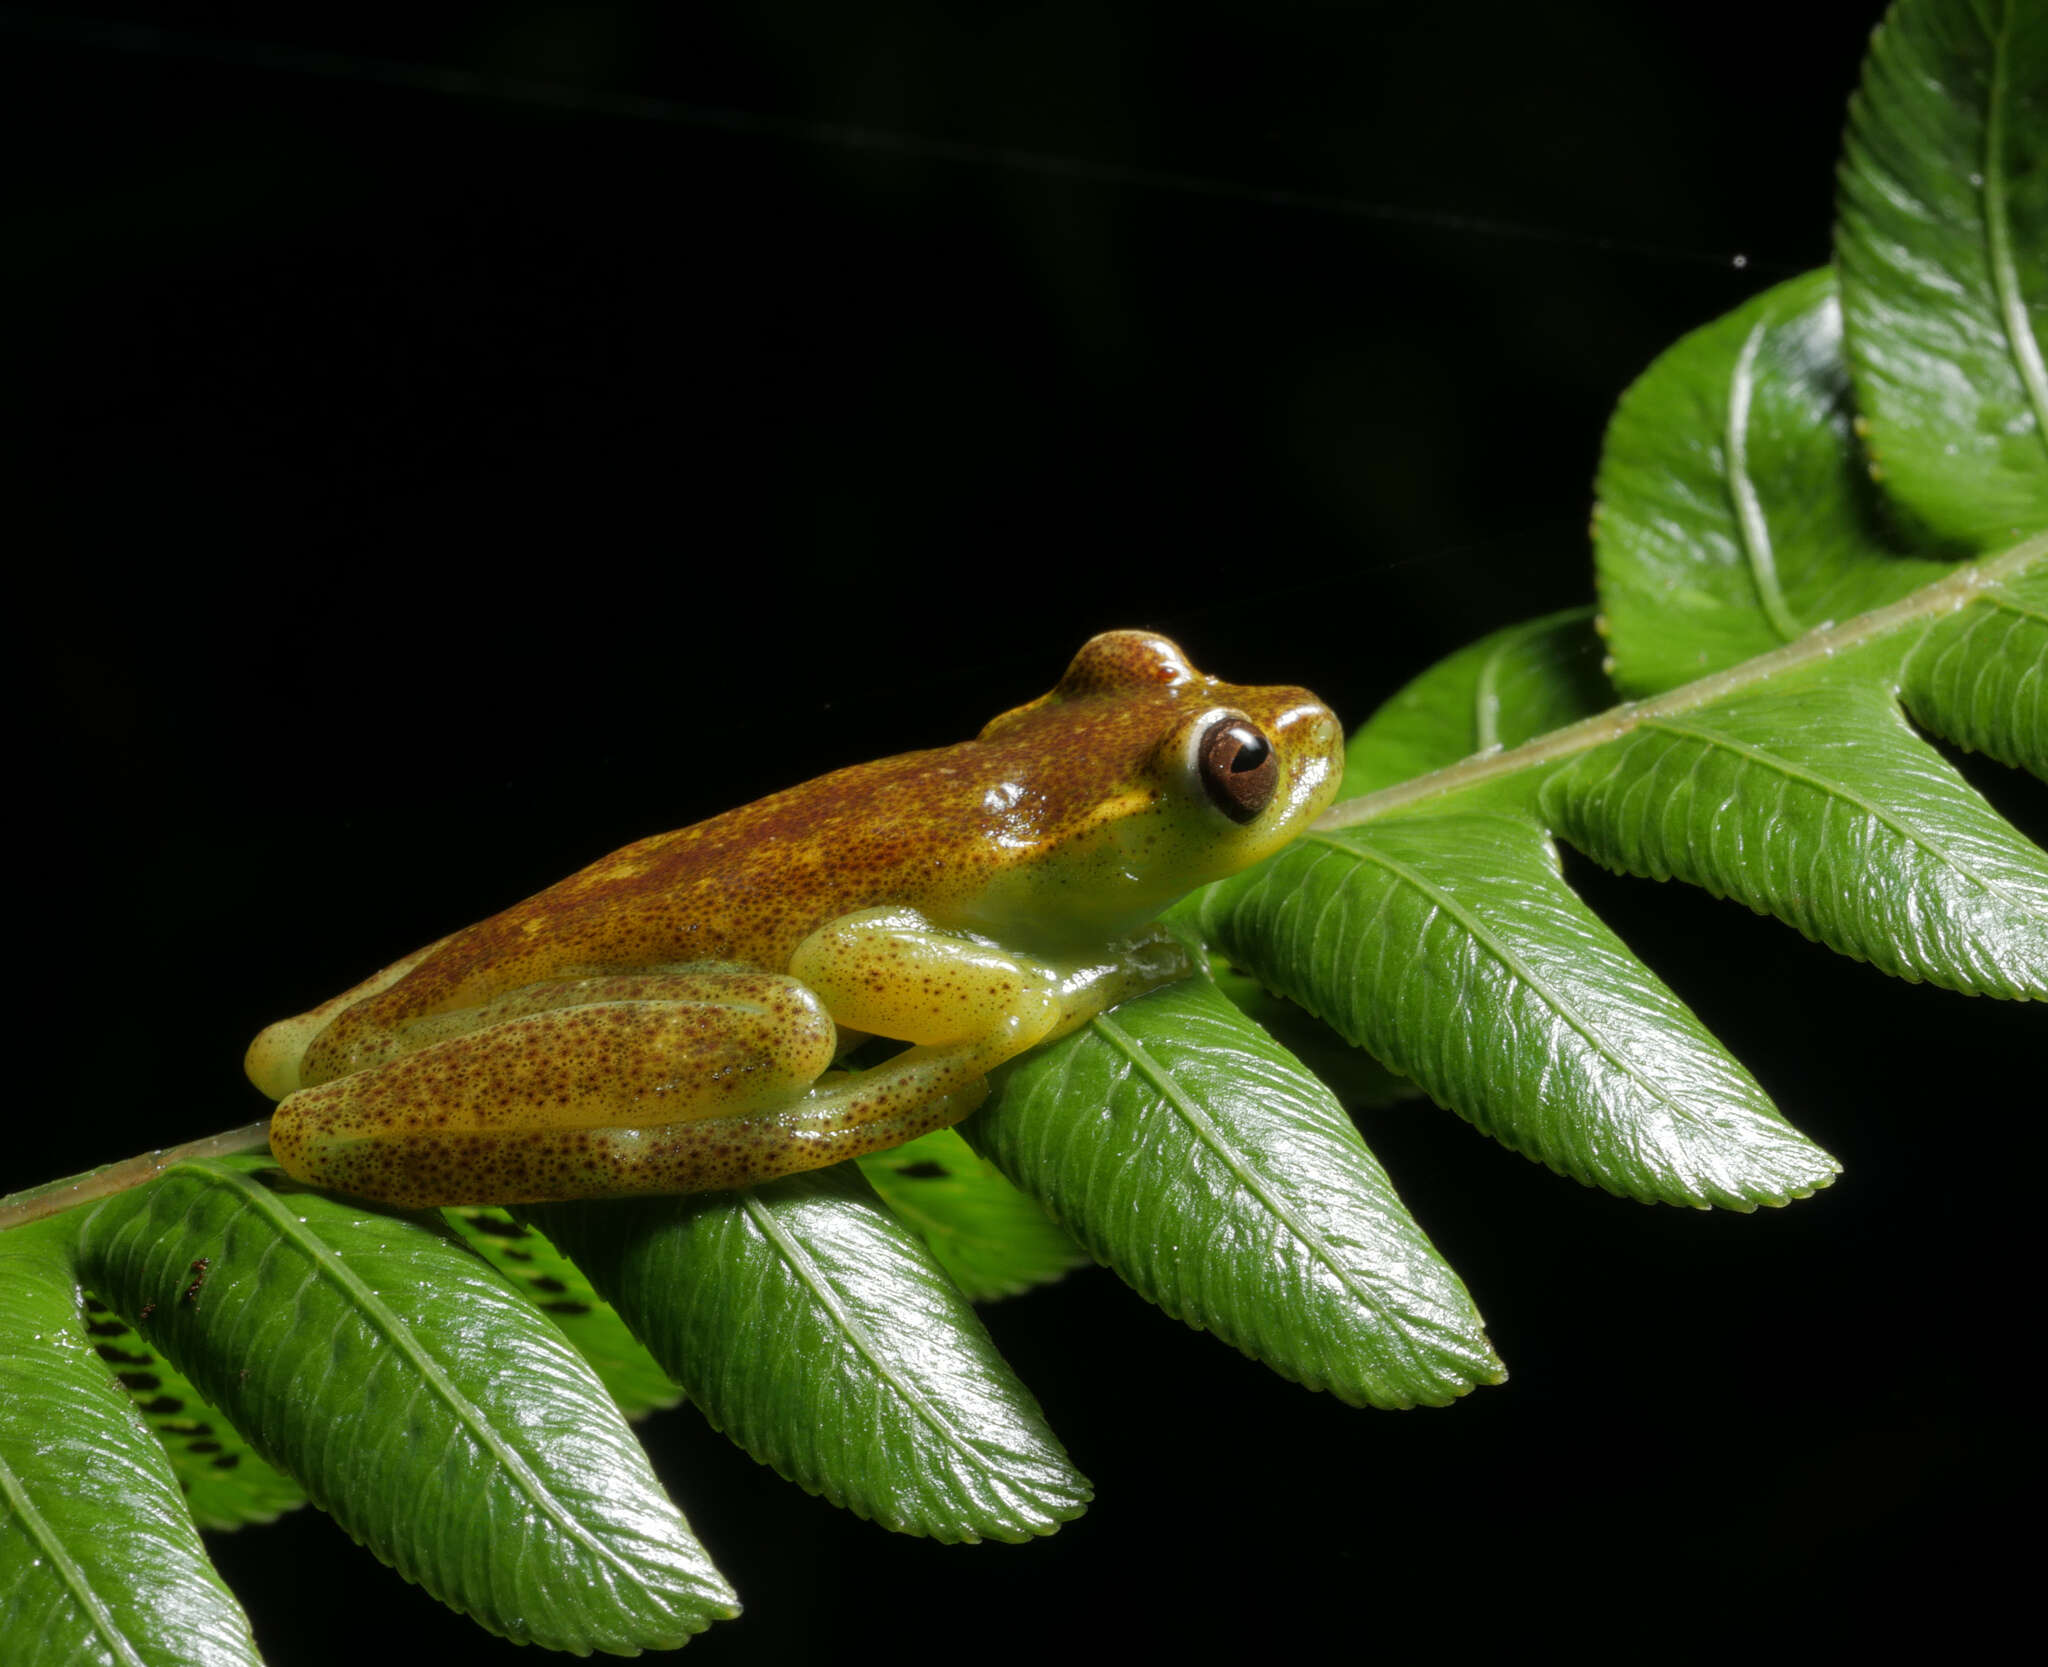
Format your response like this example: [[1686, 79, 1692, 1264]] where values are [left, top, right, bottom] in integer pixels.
[[269, 973, 836, 1204], [788, 907, 1064, 1048], [300, 969, 826, 1087]]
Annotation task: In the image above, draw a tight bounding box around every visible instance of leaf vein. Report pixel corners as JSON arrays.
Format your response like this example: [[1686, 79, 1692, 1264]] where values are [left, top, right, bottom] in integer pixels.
[[1300, 831, 1726, 1129], [167, 1161, 642, 1584], [1087, 1010, 1406, 1315], [1726, 316, 1805, 641], [737, 1191, 998, 1480], [0, 1447, 151, 1667], [1981, 0, 2048, 452], [1637, 714, 2045, 919]]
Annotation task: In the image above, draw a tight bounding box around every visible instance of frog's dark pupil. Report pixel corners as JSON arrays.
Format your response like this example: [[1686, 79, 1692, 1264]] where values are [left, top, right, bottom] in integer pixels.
[[1199, 718, 1278, 823]]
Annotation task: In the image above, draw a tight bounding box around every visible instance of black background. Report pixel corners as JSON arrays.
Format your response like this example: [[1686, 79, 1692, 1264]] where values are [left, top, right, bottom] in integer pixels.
[[8, 1, 2041, 1659]]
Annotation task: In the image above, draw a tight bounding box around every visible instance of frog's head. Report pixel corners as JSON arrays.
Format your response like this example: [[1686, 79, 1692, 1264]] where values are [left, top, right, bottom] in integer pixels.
[[960, 630, 1345, 950]]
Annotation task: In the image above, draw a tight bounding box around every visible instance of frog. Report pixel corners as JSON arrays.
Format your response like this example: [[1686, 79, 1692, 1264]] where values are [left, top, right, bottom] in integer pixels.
[[246, 630, 1345, 1208]]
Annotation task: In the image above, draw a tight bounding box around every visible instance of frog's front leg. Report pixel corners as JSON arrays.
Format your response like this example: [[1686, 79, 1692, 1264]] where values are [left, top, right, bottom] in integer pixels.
[[777, 906, 1197, 1133]]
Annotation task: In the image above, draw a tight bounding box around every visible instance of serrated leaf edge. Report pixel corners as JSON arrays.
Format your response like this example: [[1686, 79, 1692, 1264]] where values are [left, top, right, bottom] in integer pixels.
[[735, 1190, 1058, 1526], [1633, 708, 2041, 917], [1323, 534, 2047, 831], [1291, 823, 1827, 1205], [1086, 1004, 1493, 1368], [98, 1160, 647, 1587]]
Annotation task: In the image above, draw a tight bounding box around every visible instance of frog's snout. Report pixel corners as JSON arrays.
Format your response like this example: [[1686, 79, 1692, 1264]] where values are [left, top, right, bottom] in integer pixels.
[[1275, 697, 1346, 826], [1272, 694, 1344, 774]]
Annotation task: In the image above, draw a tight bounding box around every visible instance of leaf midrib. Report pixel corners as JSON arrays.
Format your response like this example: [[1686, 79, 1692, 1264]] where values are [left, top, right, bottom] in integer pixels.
[[1636, 711, 2046, 919], [739, 1189, 1047, 1509], [0, 1446, 151, 1667], [1299, 829, 1771, 1160], [1088, 998, 1461, 1353], [1984, 587, 2048, 627], [1981, 0, 2048, 452], [1727, 316, 1806, 642], [137, 1160, 646, 1585]]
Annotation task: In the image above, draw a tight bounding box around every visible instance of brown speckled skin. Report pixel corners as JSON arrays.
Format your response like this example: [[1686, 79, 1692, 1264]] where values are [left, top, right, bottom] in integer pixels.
[[253, 632, 1344, 1205], [284, 632, 1339, 1084]]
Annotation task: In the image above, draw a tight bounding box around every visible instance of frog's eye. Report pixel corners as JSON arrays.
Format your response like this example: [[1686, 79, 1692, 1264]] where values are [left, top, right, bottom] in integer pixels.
[[1196, 717, 1278, 824]]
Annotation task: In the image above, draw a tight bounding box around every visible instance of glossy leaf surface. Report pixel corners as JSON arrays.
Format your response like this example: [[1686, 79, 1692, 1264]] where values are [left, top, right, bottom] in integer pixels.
[[1540, 678, 2048, 998], [856, 1127, 1091, 1301], [1594, 268, 1950, 695], [0, 1221, 260, 1667], [81, 1293, 306, 1533], [442, 1206, 684, 1420], [76, 1155, 737, 1654], [1836, 0, 2048, 545], [1208, 958, 1420, 1109], [1901, 555, 2048, 778], [972, 968, 1502, 1408], [1188, 817, 1838, 1210], [525, 1164, 1089, 1543]]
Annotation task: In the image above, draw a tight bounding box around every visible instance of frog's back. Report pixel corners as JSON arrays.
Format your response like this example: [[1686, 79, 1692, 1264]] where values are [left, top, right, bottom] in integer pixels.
[[337, 748, 983, 1022], [246, 629, 1342, 1100], [242, 761, 930, 1096], [251, 714, 1134, 1094]]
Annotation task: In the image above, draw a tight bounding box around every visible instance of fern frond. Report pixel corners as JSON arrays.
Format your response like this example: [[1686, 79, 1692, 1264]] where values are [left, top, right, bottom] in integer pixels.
[[3, 2, 2042, 1659]]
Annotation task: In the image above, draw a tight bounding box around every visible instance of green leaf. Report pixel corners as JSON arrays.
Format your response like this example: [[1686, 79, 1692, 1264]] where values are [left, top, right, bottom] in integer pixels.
[[442, 1207, 684, 1420], [1189, 816, 1838, 1210], [1836, 0, 2048, 546], [524, 1166, 1089, 1544], [80, 1293, 305, 1533], [76, 1154, 737, 1654], [971, 967, 1502, 1408], [1342, 605, 1612, 794], [1539, 678, 2048, 998], [1207, 957, 1420, 1109], [1, 1219, 261, 1667], [1901, 555, 2048, 777], [855, 1128, 1092, 1301], [1595, 267, 1953, 695]]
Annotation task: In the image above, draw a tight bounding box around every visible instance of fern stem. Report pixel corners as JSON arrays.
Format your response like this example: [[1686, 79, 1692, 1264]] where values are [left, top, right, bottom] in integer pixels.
[[0, 1120, 275, 1231], [1319, 533, 2048, 830], [9, 537, 2041, 1229]]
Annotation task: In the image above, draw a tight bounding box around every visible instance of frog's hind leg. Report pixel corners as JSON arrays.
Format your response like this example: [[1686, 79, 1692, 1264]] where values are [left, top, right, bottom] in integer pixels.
[[267, 971, 838, 1207], [558, 1070, 993, 1200], [550, 1008, 1029, 1204]]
